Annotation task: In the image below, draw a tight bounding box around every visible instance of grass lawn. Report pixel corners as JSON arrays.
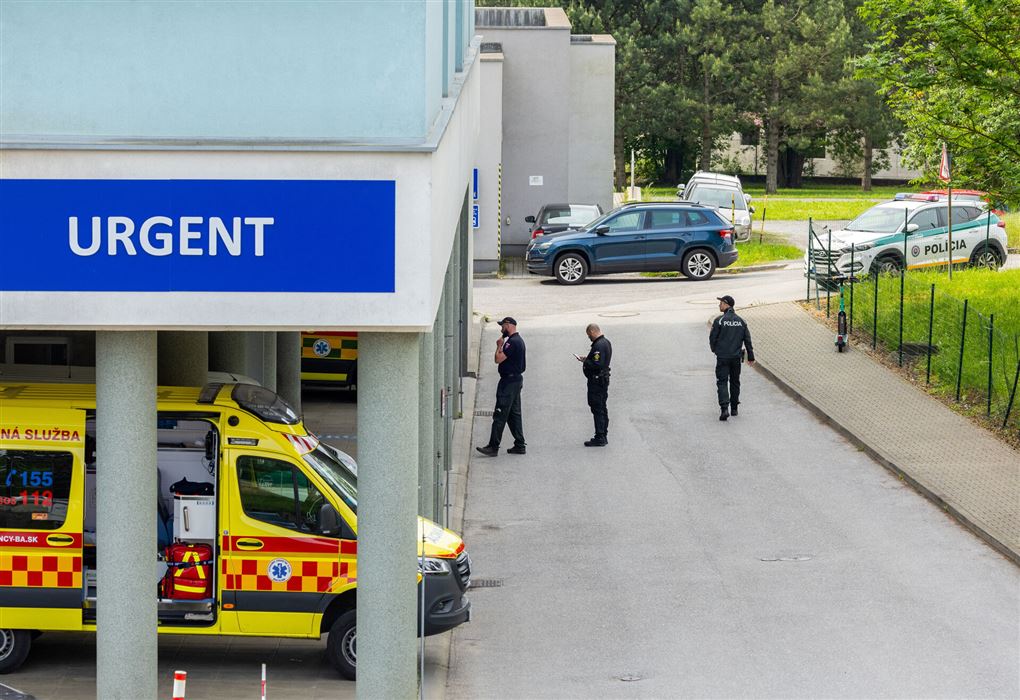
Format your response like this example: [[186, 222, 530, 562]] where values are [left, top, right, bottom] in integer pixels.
[[847, 267, 1020, 429], [1001, 211, 1019, 249]]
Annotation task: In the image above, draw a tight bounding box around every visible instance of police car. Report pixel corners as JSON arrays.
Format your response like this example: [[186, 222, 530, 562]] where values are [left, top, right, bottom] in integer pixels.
[[807, 194, 1008, 281]]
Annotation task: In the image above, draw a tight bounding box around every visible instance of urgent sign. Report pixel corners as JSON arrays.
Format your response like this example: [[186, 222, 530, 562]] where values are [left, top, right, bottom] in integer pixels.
[[0, 179, 395, 293]]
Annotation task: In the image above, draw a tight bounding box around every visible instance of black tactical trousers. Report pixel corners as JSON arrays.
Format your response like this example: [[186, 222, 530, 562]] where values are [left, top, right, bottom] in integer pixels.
[[587, 378, 609, 439], [715, 356, 741, 408], [488, 376, 525, 448]]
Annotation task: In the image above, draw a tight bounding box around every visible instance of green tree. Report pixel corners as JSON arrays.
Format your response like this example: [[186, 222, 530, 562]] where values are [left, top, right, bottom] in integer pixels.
[[858, 0, 1020, 200], [744, 0, 852, 192]]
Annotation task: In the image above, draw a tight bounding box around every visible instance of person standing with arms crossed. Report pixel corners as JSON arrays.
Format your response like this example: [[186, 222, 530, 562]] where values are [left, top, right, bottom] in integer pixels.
[[710, 295, 754, 421], [576, 323, 612, 446], [477, 317, 527, 456]]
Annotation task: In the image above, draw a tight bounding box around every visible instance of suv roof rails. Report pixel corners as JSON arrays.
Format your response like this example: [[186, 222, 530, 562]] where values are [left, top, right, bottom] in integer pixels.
[[618, 201, 706, 208]]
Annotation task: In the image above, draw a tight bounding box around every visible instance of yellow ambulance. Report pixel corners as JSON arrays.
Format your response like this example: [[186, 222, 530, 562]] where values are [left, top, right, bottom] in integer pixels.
[[300, 331, 358, 387], [0, 381, 471, 679]]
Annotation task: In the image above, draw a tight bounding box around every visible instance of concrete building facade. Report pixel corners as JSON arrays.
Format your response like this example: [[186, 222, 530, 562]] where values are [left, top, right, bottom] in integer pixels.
[[0, 2, 478, 698], [473, 7, 615, 269]]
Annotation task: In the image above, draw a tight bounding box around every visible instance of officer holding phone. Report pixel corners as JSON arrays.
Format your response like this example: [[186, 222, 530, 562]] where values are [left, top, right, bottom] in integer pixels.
[[477, 317, 527, 456], [576, 323, 612, 446]]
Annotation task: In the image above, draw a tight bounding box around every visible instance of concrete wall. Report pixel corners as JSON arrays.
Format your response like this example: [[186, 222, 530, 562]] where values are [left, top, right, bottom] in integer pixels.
[[475, 50, 505, 271], [568, 36, 615, 214], [477, 9, 572, 250], [0, 0, 465, 143]]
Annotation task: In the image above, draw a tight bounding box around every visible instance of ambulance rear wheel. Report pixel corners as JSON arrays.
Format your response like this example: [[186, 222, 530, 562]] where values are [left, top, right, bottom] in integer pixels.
[[0, 629, 31, 674], [327, 610, 357, 680]]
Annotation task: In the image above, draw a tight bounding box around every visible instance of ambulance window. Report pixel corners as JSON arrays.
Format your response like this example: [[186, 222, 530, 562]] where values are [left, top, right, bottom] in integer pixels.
[[236, 455, 325, 533], [0, 450, 73, 530]]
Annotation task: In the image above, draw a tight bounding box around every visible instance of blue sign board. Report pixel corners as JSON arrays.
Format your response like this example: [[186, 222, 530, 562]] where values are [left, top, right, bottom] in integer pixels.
[[472, 204, 479, 229], [0, 179, 395, 293], [472, 168, 478, 201]]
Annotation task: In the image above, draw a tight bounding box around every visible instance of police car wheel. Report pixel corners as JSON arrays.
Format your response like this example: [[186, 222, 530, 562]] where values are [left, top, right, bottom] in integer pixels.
[[0, 629, 31, 674], [970, 246, 1001, 269], [681, 250, 716, 280], [555, 254, 588, 285], [871, 255, 902, 275], [326, 610, 357, 680]]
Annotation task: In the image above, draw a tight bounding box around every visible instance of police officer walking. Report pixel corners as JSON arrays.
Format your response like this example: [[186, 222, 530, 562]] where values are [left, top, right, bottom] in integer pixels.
[[477, 317, 527, 456], [577, 323, 612, 446], [709, 295, 755, 421]]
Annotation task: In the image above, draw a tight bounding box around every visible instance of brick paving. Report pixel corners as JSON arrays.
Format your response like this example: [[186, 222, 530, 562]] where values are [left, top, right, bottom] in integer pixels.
[[742, 301, 1020, 562]]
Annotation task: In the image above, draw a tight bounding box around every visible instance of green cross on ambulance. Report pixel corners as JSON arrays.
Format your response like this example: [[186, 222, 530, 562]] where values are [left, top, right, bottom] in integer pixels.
[[807, 194, 1008, 281]]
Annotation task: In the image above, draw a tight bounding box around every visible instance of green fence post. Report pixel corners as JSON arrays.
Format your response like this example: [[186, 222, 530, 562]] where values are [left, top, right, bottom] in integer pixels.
[[987, 314, 994, 416], [806, 219, 813, 303], [1004, 359, 1020, 429], [956, 299, 968, 402], [872, 272, 879, 350], [826, 227, 832, 318], [849, 248, 855, 334], [926, 283, 935, 385]]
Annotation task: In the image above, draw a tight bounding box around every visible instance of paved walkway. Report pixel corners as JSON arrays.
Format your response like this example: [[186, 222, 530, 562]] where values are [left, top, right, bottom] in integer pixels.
[[742, 302, 1020, 562]]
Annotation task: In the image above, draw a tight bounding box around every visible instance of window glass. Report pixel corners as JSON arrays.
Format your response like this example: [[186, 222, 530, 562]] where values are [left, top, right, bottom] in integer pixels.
[[910, 208, 941, 232], [236, 455, 302, 531], [951, 207, 979, 224], [541, 205, 601, 227], [682, 210, 712, 227], [649, 210, 683, 229], [604, 211, 644, 233], [846, 205, 908, 233], [0, 450, 73, 530], [688, 186, 747, 211]]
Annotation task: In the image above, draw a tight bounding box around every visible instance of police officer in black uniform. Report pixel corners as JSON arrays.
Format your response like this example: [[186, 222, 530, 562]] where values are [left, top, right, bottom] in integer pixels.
[[709, 295, 755, 421], [477, 317, 527, 456], [577, 323, 612, 446]]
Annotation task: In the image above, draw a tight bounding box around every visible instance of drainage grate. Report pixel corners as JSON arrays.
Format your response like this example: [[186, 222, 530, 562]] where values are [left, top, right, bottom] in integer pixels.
[[474, 410, 494, 417], [471, 578, 504, 588]]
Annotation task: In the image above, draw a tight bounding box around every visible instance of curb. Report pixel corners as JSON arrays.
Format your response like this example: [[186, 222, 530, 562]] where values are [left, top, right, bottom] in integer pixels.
[[429, 313, 484, 700], [750, 359, 1019, 567], [719, 260, 798, 274]]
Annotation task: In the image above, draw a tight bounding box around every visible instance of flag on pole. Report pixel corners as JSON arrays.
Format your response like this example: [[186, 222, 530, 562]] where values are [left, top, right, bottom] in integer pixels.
[[938, 143, 951, 183]]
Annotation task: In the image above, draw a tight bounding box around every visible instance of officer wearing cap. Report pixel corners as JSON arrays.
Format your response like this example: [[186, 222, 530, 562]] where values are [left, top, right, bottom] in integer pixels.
[[710, 295, 755, 421], [477, 317, 527, 456], [576, 323, 612, 446]]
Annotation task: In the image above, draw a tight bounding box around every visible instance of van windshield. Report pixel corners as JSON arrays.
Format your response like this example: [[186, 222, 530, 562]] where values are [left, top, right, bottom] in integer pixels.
[[303, 444, 358, 513]]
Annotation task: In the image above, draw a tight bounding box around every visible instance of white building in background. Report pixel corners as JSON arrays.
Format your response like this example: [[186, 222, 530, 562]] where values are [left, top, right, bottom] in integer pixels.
[[717, 132, 921, 181]]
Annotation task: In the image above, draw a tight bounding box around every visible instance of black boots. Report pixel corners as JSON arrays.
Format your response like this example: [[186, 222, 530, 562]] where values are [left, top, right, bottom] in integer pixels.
[[584, 436, 608, 447], [719, 406, 729, 421]]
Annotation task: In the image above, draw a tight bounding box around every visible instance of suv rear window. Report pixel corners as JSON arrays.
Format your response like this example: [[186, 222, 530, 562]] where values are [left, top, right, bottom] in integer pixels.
[[0, 450, 73, 530]]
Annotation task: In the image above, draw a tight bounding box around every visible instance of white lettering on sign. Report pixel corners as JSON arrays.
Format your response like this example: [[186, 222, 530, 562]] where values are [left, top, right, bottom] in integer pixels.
[[68, 216, 274, 257]]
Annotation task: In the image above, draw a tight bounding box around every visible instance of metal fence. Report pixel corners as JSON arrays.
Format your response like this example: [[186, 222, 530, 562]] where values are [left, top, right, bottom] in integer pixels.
[[805, 220, 1020, 433]]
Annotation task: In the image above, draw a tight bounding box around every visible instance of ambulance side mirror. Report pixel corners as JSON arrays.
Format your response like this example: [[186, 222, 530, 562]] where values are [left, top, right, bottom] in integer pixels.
[[317, 503, 341, 536]]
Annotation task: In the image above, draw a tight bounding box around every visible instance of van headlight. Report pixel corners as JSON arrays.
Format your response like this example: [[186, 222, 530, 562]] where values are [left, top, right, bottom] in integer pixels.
[[840, 242, 873, 253], [419, 557, 452, 575]]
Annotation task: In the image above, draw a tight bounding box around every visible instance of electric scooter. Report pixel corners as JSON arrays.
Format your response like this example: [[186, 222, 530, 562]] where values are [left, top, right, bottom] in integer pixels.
[[833, 274, 856, 352]]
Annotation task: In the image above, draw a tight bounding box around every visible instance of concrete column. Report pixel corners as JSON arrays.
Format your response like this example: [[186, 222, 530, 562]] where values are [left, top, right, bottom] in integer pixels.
[[418, 331, 436, 521], [157, 331, 208, 387], [356, 332, 420, 700], [96, 331, 157, 699], [276, 331, 302, 414], [261, 332, 278, 392], [208, 331, 247, 376], [433, 298, 447, 524]]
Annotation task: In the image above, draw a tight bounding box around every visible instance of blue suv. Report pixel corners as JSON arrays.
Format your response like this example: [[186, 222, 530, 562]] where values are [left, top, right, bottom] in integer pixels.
[[526, 202, 738, 285]]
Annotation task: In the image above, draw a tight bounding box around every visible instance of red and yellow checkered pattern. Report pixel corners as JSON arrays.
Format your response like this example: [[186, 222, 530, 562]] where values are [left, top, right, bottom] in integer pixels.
[[222, 558, 355, 593], [0, 553, 82, 588]]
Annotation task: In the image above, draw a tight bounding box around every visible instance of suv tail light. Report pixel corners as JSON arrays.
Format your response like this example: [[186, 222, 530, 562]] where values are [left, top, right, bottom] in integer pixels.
[[531, 228, 545, 239], [718, 229, 733, 242]]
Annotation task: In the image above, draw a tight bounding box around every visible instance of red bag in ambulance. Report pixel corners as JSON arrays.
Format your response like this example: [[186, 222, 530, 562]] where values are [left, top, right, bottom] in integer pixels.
[[162, 543, 213, 600]]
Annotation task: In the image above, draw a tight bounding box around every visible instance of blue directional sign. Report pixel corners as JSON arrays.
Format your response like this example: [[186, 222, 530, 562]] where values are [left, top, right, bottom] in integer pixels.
[[472, 204, 480, 229], [0, 179, 395, 293], [472, 168, 479, 201]]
